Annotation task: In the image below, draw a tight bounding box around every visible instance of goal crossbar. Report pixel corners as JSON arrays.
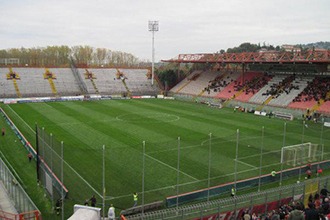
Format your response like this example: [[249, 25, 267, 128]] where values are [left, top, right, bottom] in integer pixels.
[[281, 142, 318, 166]]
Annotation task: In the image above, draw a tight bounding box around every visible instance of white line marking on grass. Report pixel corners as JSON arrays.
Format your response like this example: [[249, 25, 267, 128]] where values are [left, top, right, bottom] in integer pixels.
[[238, 150, 281, 160], [6, 105, 102, 198], [116, 113, 180, 123], [148, 143, 202, 154], [144, 153, 199, 181], [235, 159, 257, 168], [7, 105, 35, 133], [108, 165, 260, 200], [109, 151, 330, 201]]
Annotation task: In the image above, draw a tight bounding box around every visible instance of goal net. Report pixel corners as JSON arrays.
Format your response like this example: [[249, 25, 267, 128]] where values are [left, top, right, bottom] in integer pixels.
[[281, 142, 320, 166]]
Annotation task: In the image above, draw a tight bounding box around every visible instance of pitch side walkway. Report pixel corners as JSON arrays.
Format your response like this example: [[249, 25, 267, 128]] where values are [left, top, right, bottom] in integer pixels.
[[0, 181, 18, 215]]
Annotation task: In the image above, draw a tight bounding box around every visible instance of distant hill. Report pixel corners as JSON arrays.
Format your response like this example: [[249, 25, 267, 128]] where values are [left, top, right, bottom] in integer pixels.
[[298, 41, 330, 50]]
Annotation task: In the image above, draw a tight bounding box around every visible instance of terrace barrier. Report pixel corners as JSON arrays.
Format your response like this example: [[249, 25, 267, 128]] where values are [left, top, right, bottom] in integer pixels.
[[0, 158, 41, 219], [126, 176, 330, 220]]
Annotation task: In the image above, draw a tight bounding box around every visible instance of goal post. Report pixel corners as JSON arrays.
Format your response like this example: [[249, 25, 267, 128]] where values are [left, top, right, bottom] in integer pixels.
[[281, 142, 320, 166]]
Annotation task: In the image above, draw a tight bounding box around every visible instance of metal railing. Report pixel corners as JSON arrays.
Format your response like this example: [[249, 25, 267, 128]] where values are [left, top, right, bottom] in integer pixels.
[[0, 158, 41, 219], [70, 58, 88, 94], [127, 176, 330, 220]]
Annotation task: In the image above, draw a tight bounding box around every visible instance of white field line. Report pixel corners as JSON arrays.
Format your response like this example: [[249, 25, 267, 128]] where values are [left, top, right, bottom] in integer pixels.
[[6, 105, 102, 198], [238, 150, 281, 160], [107, 164, 261, 200], [144, 153, 198, 181], [109, 149, 330, 201], [106, 150, 330, 200], [235, 159, 257, 168]]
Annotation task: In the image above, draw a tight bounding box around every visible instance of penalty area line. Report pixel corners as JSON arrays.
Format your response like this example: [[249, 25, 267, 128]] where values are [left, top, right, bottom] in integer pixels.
[[145, 153, 199, 181], [234, 159, 257, 169]]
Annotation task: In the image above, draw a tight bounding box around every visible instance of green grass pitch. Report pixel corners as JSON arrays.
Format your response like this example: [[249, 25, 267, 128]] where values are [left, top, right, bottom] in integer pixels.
[[1, 99, 329, 216]]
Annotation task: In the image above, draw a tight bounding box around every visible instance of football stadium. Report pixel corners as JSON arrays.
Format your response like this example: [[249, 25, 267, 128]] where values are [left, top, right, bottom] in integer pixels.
[[0, 49, 329, 220], [1, 1, 330, 220]]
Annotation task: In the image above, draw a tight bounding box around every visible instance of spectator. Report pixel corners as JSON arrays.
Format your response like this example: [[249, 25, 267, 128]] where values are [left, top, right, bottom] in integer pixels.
[[320, 188, 329, 202], [55, 199, 62, 215], [28, 153, 33, 162], [251, 213, 258, 220], [321, 197, 330, 215], [90, 195, 96, 207], [270, 210, 280, 220], [243, 209, 251, 220], [314, 193, 321, 209], [231, 186, 236, 197], [108, 204, 115, 220], [305, 202, 319, 220], [271, 170, 276, 181], [306, 169, 312, 179], [133, 192, 138, 207], [287, 203, 304, 220]]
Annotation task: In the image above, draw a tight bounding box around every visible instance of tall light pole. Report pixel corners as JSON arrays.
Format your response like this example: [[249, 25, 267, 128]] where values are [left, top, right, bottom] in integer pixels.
[[148, 20, 159, 85]]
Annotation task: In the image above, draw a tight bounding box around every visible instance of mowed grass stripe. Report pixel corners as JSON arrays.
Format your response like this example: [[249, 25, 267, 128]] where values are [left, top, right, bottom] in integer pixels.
[[54, 101, 183, 145], [9, 101, 204, 194], [5, 99, 330, 210], [130, 99, 283, 137], [29, 103, 121, 149]]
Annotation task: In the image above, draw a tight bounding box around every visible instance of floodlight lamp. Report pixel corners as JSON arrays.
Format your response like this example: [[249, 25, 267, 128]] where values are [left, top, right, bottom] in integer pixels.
[[148, 21, 159, 32]]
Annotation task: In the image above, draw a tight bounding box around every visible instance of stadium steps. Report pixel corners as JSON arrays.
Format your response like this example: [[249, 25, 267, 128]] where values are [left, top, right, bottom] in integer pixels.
[[311, 91, 330, 112], [175, 79, 194, 93], [90, 79, 99, 94], [197, 89, 205, 97], [175, 72, 203, 94], [48, 78, 58, 96], [121, 79, 131, 96], [256, 95, 273, 111], [12, 79, 22, 98], [222, 88, 245, 107], [310, 97, 326, 112], [232, 89, 244, 100], [263, 95, 273, 105], [201, 71, 230, 97]]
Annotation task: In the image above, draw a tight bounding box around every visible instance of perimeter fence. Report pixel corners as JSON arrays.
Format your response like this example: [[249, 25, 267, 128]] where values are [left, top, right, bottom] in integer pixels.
[[0, 158, 41, 219], [126, 175, 330, 220]]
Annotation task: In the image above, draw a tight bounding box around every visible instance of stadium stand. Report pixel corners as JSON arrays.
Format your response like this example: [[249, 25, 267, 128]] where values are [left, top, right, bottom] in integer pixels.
[[289, 76, 330, 112], [119, 68, 160, 95], [248, 74, 288, 104], [170, 70, 219, 96], [169, 70, 204, 94], [268, 75, 314, 107], [0, 67, 158, 98], [78, 68, 127, 95], [231, 72, 269, 102], [203, 71, 238, 97], [12, 68, 53, 97], [0, 181, 18, 215], [319, 100, 330, 114], [77, 68, 100, 94], [50, 68, 81, 96], [288, 95, 316, 110], [170, 69, 329, 116], [0, 68, 19, 98], [214, 71, 242, 99]]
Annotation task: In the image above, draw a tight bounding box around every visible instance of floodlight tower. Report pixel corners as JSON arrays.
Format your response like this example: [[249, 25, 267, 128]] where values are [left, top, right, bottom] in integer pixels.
[[148, 20, 159, 85]]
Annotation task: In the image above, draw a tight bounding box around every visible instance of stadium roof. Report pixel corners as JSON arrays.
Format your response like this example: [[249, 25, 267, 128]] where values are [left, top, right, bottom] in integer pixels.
[[162, 50, 330, 64]]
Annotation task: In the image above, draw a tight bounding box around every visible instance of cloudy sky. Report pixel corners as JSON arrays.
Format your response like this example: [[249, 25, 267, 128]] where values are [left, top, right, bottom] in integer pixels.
[[1, 0, 329, 61]]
